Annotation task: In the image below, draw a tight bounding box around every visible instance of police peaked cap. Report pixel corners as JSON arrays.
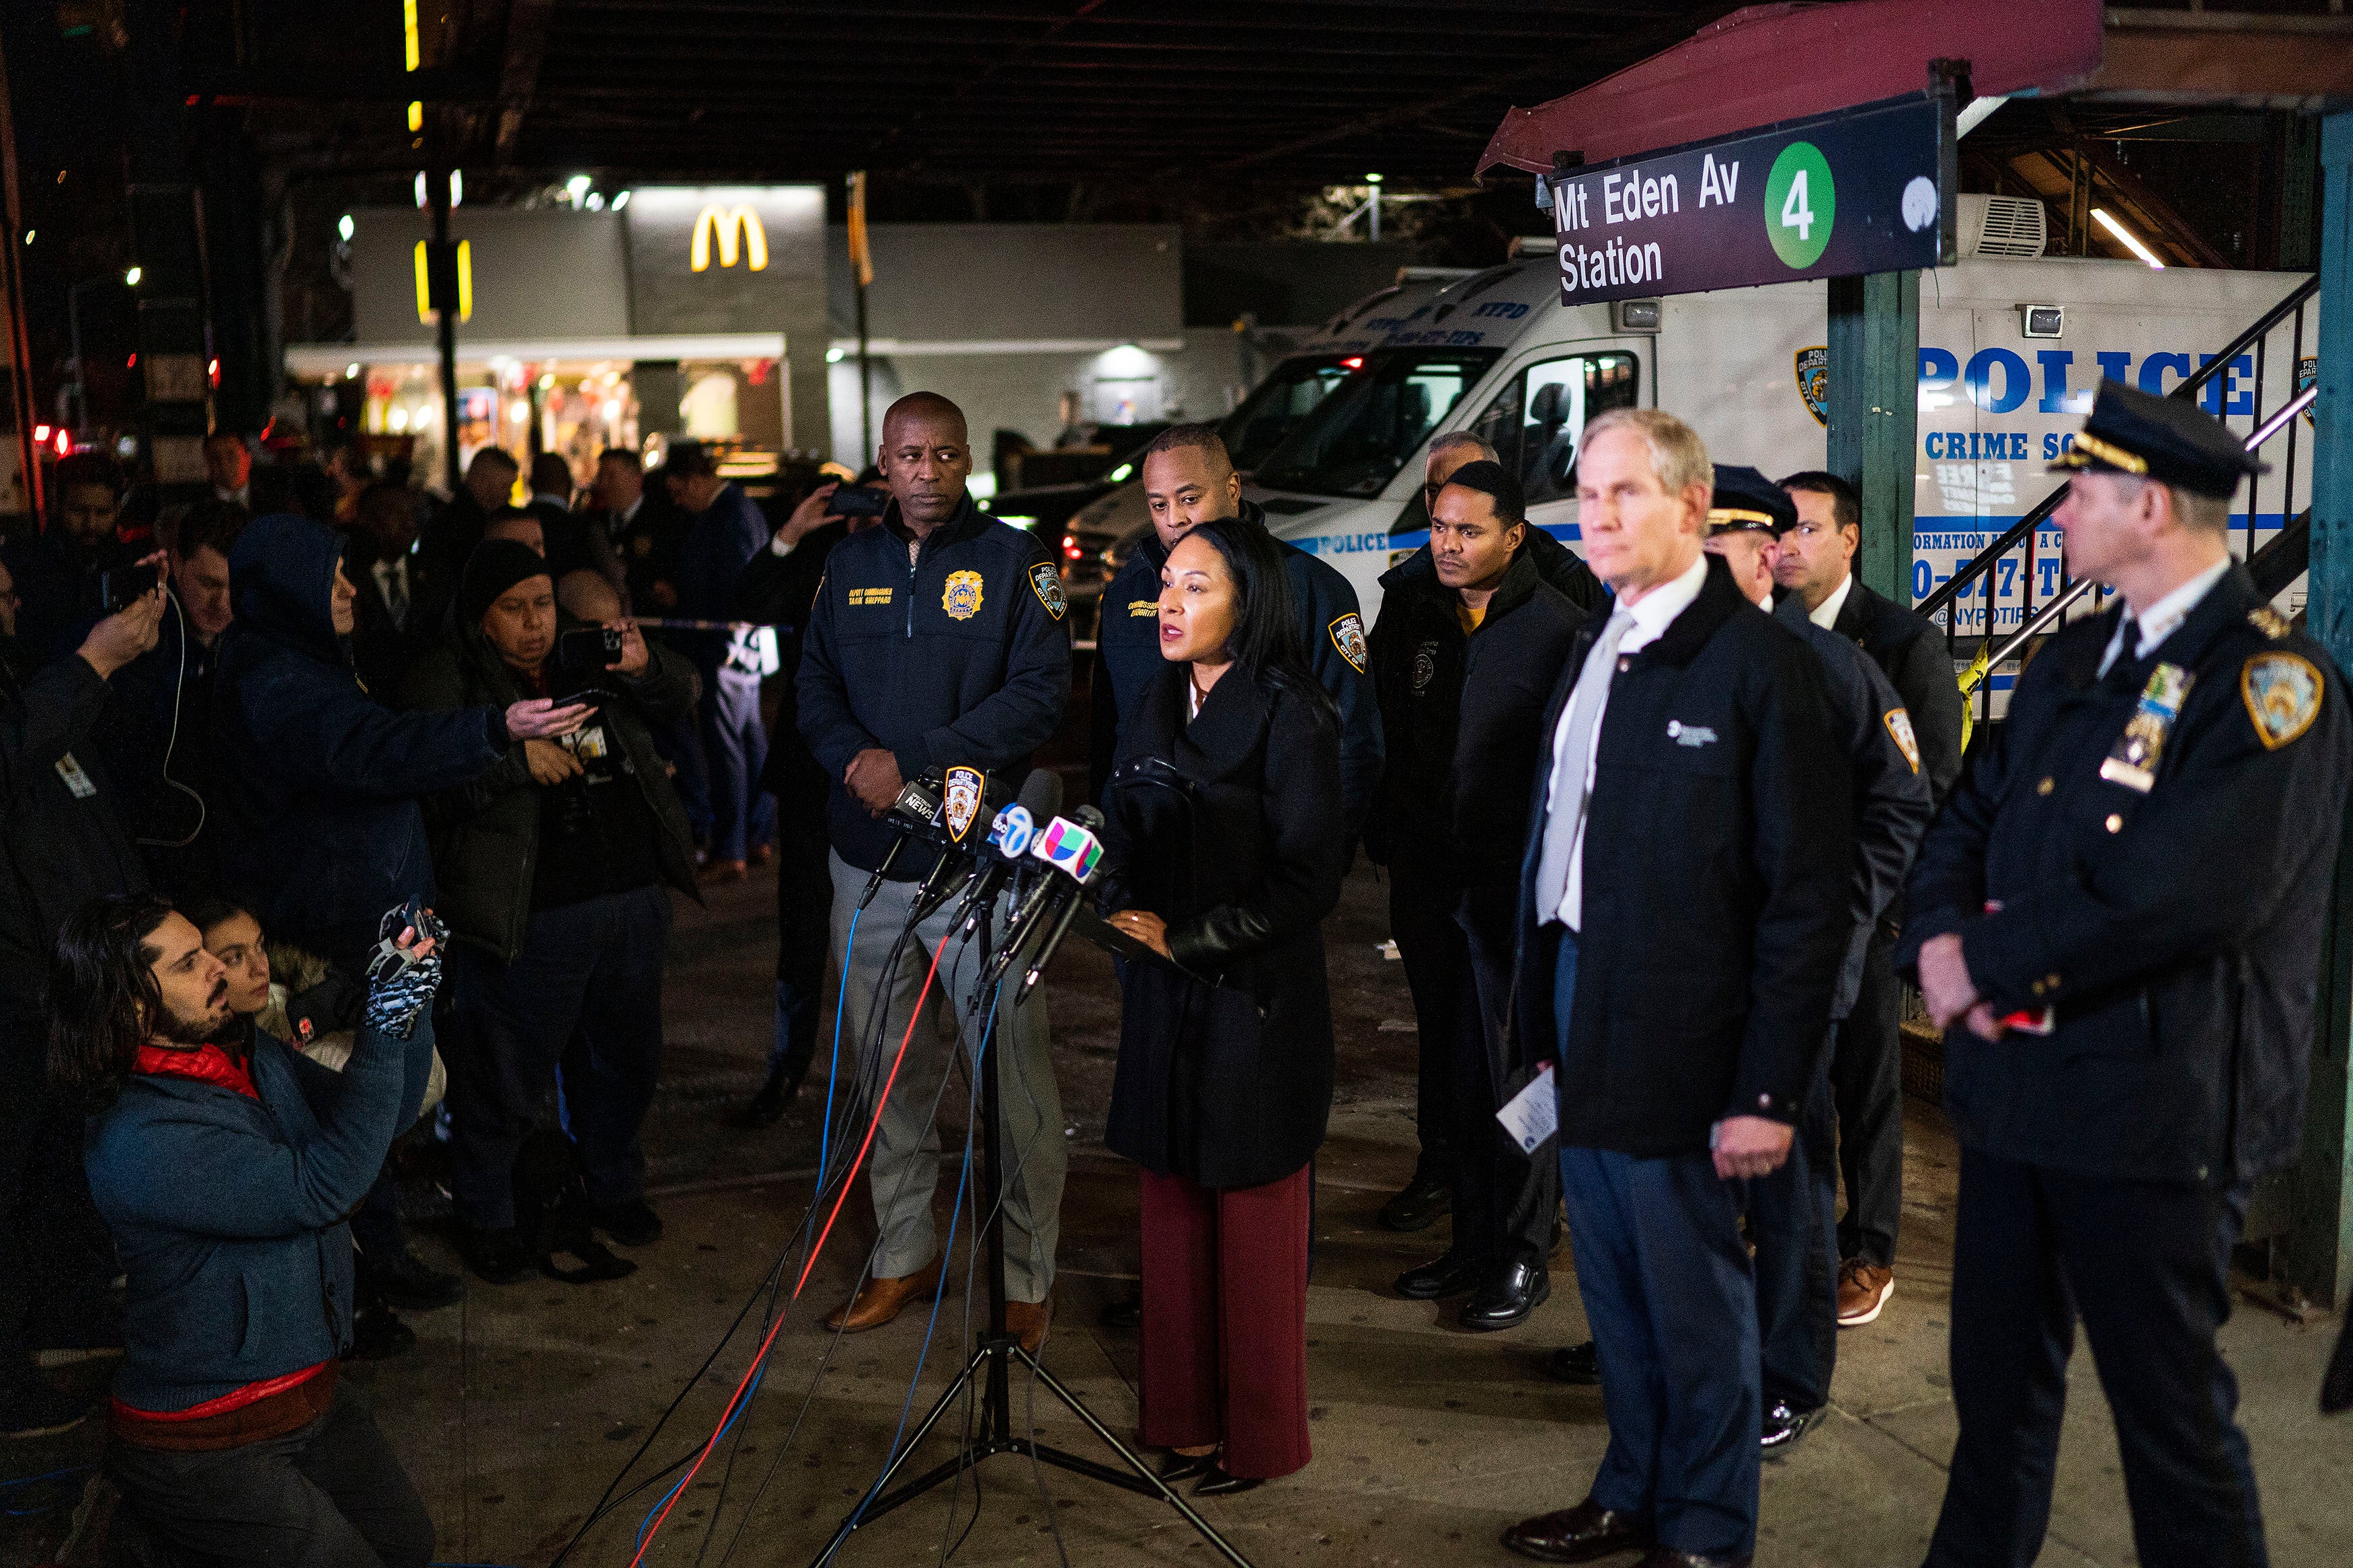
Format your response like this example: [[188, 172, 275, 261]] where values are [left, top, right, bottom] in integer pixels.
[[1708, 464, 1796, 536], [2048, 378, 2266, 499]]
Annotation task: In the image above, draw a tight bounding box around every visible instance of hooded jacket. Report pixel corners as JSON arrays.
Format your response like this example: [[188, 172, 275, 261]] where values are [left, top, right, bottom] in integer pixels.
[[211, 513, 508, 966], [401, 609, 701, 962]]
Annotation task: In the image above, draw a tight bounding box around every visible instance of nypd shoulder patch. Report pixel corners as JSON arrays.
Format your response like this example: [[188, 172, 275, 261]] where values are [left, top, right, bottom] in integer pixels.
[[1029, 560, 1068, 620], [2242, 651, 2323, 751], [1330, 612, 1368, 675]]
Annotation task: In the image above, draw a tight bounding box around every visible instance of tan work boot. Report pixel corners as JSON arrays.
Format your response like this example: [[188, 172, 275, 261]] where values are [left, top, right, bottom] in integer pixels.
[[1004, 1295, 1053, 1355], [824, 1257, 945, 1333]]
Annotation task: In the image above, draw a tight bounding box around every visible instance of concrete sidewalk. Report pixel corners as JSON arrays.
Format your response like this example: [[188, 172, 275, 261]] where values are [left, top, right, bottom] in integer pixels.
[[7, 855, 2348, 1566]]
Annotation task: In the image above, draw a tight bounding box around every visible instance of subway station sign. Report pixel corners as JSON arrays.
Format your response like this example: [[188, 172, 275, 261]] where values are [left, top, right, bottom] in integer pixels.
[[1546, 94, 1951, 306]]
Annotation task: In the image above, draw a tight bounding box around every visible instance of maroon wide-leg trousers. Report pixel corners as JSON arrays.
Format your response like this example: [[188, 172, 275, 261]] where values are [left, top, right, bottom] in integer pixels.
[[1138, 1165, 1312, 1480]]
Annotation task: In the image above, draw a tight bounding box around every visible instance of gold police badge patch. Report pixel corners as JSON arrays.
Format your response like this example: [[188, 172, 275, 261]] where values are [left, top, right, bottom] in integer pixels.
[[2242, 652, 2322, 750], [1330, 612, 1368, 675], [943, 766, 984, 843], [1028, 561, 1068, 620], [942, 569, 984, 621], [1882, 708, 1921, 775]]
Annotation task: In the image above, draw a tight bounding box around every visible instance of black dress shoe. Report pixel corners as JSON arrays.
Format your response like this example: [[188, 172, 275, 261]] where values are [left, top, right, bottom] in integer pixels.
[[1194, 1464, 1262, 1497], [1394, 1249, 1484, 1301], [1633, 1548, 1751, 1568], [1460, 1258, 1550, 1331], [729, 1063, 803, 1129], [1156, 1450, 1218, 1483], [590, 1200, 664, 1247], [1501, 1497, 1651, 1563], [1100, 1290, 1143, 1331], [358, 1243, 463, 1311], [1376, 1173, 1452, 1232], [458, 1225, 534, 1286], [1546, 1341, 1601, 1385], [1759, 1399, 1825, 1454]]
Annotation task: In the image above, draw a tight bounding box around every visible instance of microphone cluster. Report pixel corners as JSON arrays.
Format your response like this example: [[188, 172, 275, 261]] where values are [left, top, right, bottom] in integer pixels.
[[861, 764, 1111, 1008]]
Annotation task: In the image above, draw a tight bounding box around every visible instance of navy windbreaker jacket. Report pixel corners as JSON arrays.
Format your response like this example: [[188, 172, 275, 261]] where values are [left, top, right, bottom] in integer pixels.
[[796, 493, 1071, 876]]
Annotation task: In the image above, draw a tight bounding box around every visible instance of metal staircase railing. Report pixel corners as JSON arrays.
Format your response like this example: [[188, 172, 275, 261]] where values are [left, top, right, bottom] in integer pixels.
[[1917, 274, 2320, 733]]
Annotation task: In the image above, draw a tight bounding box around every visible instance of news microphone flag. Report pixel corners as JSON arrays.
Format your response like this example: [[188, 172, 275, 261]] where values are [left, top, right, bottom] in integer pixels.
[[1031, 817, 1103, 884], [990, 804, 1036, 858]]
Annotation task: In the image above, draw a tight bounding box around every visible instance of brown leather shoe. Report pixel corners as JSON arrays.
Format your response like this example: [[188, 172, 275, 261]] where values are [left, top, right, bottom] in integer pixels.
[[1005, 1296, 1053, 1354], [1501, 1498, 1652, 1563], [1634, 1547, 1750, 1568], [823, 1257, 945, 1333], [1836, 1261, 1894, 1326]]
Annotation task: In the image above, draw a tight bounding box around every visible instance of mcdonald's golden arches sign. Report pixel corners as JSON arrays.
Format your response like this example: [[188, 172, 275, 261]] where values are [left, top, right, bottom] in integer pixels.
[[690, 206, 768, 272]]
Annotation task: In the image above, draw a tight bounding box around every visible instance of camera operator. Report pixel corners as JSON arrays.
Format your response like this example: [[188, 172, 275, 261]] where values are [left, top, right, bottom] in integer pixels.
[[1, 571, 165, 1437], [50, 893, 442, 1567], [403, 541, 700, 1282], [797, 391, 1071, 1347], [727, 471, 867, 1126]]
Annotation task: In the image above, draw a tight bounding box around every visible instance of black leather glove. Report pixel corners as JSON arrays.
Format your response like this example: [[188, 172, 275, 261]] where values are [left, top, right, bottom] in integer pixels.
[[362, 899, 448, 1041]]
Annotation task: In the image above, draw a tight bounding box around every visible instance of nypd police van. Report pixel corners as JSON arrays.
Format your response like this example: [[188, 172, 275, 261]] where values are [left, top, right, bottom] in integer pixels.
[[1240, 202, 2316, 633]]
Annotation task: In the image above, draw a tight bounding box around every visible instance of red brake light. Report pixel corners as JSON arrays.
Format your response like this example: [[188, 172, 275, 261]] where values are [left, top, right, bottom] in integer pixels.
[[1341, 356, 1363, 369]]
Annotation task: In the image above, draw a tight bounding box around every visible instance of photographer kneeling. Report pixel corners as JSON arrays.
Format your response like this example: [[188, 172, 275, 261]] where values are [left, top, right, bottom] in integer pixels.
[[402, 542, 699, 1283], [49, 893, 444, 1567]]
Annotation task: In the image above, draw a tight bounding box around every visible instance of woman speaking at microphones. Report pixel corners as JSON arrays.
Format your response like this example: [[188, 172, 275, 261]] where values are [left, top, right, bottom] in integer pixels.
[[1100, 515, 1347, 1495]]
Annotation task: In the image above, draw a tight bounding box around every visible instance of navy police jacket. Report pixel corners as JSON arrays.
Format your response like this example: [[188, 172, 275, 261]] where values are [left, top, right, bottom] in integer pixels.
[[1088, 499, 1382, 827], [797, 493, 1071, 876], [1773, 596, 1936, 1020], [1899, 567, 2352, 1186], [1509, 556, 1853, 1155]]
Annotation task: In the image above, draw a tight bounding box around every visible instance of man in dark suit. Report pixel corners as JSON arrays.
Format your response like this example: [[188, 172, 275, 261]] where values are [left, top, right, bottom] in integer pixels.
[[1502, 409, 1849, 1568], [346, 481, 445, 698], [525, 451, 622, 590], [419, 447, 517, 602], [1774, 469, 1965, 1327], [1899, 382, 2352, 1568]]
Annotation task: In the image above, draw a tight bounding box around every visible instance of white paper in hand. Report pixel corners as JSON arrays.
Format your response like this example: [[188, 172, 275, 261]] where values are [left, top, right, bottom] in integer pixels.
[[1495, 1063, 1558, 1155]]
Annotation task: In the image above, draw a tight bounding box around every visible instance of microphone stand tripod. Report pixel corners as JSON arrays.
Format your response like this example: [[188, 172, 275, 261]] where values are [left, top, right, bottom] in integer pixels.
[[807, 895, 1257, 1568]]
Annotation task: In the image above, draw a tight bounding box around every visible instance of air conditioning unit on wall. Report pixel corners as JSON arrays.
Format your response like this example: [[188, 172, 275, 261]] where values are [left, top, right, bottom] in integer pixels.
[[1957, 194, 2048, 259]]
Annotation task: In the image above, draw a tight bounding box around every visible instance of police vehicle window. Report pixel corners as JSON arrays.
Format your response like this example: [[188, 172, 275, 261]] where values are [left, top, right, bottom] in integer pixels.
[[1215, 356, 1355, 472], [1464, 352, 1642, 507], [1253, 349, 1499, 499]]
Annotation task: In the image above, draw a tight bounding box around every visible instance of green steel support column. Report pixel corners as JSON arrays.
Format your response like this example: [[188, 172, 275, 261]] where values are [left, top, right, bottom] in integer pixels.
[[2291, 108, 2353, 1309], [1827, 269, 1920, 603]]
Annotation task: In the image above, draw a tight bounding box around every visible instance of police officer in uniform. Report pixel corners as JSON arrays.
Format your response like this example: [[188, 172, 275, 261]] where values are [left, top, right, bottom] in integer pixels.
[[1704, 466, 1933, 1452], [797, 391, 1072, 1352], [1899, 380, 2352, 1568]]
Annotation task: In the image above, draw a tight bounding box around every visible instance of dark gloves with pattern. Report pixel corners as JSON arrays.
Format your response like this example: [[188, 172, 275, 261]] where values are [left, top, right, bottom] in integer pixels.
[[362, 899, 448, 1040]]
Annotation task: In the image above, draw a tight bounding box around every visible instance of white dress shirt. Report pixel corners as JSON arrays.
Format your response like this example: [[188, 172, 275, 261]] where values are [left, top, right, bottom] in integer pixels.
[[2096, 556, 2232, 679], [1544, 552, 1708, 928], [1807, 570, 1854, 632]]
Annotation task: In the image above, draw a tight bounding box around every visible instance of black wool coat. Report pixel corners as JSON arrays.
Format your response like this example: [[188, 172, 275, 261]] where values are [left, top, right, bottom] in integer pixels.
[[1899, 567, 2353, 1186], [1365, 545, 1587, 885], [1508, 556, 1853, 1155], [1101, 665, 1349, 1190]]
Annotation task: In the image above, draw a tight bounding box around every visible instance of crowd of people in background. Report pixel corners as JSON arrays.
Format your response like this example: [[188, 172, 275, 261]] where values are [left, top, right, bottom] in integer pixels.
[[0, 429, 831, 1442]]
